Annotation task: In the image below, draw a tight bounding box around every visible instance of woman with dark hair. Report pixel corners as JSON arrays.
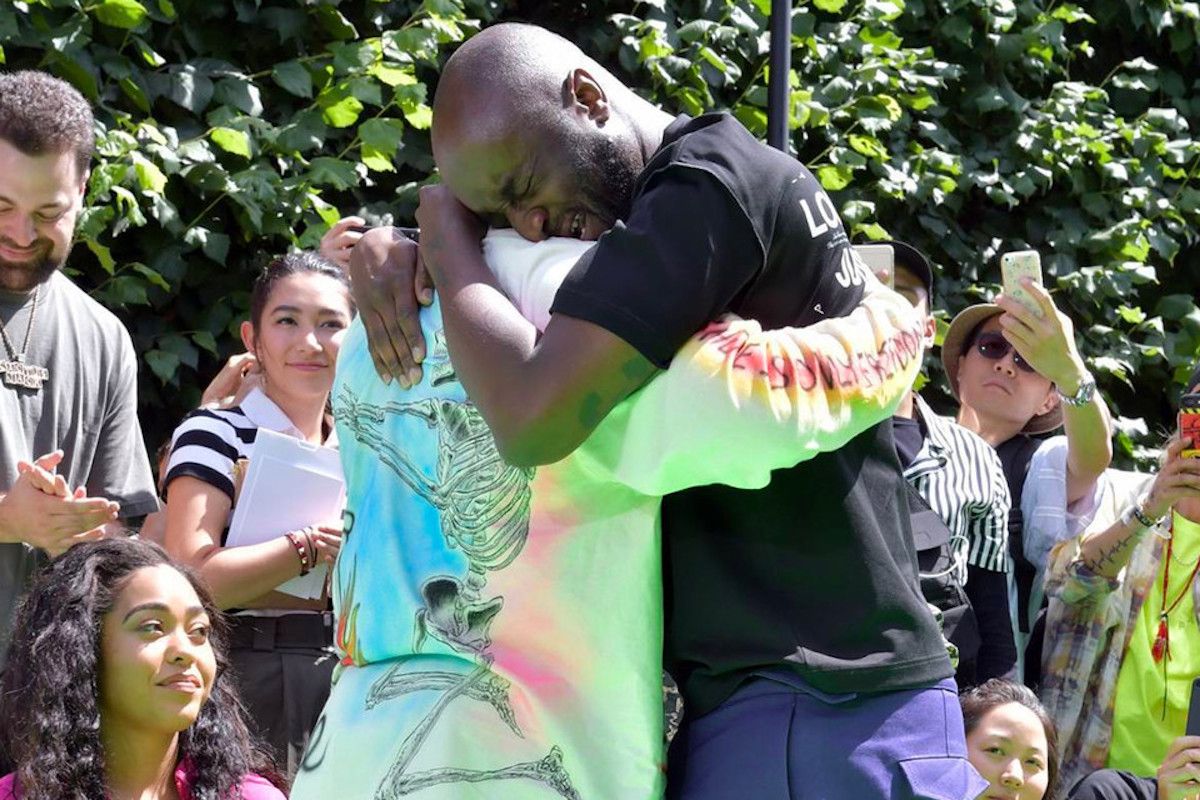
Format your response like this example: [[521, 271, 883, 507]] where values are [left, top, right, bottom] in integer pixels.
[[162, 251, 353, 773], [0, 537, 284, 800], [961, 678, 1059, 800]]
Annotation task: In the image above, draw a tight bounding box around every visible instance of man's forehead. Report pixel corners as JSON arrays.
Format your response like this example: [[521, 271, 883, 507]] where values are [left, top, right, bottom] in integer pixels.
[[440, 130, 533, 209], [0, 139, 84, 205]]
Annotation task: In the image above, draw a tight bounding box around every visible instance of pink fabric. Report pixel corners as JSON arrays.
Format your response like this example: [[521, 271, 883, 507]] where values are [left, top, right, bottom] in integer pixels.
[[0, 770, 284, 799]]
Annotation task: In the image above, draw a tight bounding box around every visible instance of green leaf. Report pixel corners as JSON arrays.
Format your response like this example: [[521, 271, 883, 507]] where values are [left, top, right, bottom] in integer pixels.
[[131, 152, 167, 193], [192, 330, 218, 355], [361, 145, 396, 172], [358, 117, 405, 152], [368, 62, 416, 87], [132, 263, 171, 291], [1116, 305, 1146, 325], [210, 127, 251, 158], [85, 239, 116, 274], [307, 157, 359, 190], [109, 275, 150, 306], [817, 164, 855, 191], [403, 103, 432, 130], [145, 349, 181, 384], [272, 60, 313, 98], [93, 0, 147, 29], [184, 226, 230, 264], [813, 0, 847, 11], [314, 5, 357, 39], [848, 134, 888, 160], [320, 92, 363, 128], [308, 193, 342, 227]]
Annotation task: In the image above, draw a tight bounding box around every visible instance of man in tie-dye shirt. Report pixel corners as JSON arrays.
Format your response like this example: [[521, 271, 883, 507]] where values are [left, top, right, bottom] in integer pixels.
[[288, 225, 927, 799]]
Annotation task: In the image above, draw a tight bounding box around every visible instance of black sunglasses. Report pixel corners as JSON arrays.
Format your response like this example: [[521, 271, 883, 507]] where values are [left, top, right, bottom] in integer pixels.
[[973, 331, 1037, 373]]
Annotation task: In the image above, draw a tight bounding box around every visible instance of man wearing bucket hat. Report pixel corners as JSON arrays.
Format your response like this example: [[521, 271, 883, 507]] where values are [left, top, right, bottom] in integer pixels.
[[941, 275, 1112, 682], [880, 241, 1016, 686]]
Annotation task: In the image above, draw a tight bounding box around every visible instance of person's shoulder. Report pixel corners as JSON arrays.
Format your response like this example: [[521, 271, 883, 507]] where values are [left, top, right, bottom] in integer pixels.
[[45, 272, 133, 350], [170, 404, 253, 447], [46, 273, 126, 330], [0, 773, 19, 800], [1033, 434, 1069, 459], [238, 773, 287, 799], [933, 413, 1000, 461], [649, 112, 783, 179]]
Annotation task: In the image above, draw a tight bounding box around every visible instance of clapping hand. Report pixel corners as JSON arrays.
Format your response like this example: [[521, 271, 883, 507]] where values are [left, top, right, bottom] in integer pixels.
[[1, 451, 119, 557]]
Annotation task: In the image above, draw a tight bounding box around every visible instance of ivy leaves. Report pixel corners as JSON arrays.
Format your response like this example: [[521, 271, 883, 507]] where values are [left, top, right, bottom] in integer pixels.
[[3, 0, 462, 446], [605, 0, 1200, 467], [5, 0, 1200, 467]]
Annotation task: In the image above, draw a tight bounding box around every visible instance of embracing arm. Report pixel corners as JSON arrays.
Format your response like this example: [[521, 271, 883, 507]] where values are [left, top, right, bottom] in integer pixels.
[[580, 275, 925, 494], [415, 187, 655, 467]]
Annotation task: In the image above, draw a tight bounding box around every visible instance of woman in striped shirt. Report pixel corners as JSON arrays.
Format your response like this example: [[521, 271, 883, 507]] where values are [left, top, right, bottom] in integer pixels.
[[162, 252, 353, 775]]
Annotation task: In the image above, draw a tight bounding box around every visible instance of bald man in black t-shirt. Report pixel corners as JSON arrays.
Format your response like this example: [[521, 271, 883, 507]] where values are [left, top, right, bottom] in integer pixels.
[[352, 23, 987, 800]]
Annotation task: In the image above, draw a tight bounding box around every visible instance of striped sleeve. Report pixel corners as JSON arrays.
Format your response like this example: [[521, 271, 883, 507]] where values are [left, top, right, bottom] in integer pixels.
[[960, 430, 1011, 573], [912, 412, 1012, 582], [164, 409, 256, 503]]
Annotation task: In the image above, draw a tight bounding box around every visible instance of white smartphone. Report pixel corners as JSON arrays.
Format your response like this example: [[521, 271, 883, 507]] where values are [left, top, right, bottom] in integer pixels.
[[999, 250, 1043, 315], [853, 244, 895, 288]]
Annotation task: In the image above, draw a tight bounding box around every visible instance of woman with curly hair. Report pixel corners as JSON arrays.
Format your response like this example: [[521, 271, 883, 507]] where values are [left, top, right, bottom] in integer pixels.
[[961, 678, 1060, 800], [0, 537, 284, 799]]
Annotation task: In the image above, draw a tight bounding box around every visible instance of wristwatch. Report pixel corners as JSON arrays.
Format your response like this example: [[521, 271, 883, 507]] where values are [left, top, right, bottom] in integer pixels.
[[1057, 373, 1096, 407], [1121, 497, 1168, 536]]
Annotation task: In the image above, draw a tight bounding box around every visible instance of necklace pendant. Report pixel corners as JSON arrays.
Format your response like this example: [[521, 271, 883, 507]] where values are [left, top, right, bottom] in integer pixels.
[[0, 359, 48, 390], [1152, 616, 1169, 663]]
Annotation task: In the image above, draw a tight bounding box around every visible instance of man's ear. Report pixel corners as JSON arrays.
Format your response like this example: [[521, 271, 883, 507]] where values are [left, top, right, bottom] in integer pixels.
[[240, 320, 256, 355], [565, 68, 609, 124], [1036, 387, 1061, 417], [74, 168, 90, 205], [921, 315, 936, 349]]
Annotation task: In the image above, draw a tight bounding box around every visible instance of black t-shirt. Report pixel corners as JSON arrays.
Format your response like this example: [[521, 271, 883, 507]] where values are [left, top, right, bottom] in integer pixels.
[[892, 414, 927, 469], [553, 113, 951, 715]]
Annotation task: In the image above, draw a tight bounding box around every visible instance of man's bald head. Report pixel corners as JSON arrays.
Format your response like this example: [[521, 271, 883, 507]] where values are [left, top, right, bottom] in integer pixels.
[[430, 24, 661, 242]]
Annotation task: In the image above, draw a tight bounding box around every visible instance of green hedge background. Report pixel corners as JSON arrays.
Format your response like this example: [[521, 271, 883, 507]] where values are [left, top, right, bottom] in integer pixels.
[[3, 0, 1199, 468]]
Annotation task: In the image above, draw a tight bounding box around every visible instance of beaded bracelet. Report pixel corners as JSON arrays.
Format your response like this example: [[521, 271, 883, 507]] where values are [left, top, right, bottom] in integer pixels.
[[285, 530, 312, 576]]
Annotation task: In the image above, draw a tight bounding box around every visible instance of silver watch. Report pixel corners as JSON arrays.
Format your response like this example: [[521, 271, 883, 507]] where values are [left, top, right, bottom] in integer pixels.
[[1058, 373, 1096, 407]]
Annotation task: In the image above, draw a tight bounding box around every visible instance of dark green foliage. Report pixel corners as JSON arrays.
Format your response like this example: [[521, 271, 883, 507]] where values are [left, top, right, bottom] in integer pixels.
[[4, 0, 1198, 466]]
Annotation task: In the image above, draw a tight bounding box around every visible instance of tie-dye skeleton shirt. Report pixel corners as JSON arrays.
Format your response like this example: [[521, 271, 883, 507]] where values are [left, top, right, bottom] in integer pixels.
[[290, 232, 924, 800]]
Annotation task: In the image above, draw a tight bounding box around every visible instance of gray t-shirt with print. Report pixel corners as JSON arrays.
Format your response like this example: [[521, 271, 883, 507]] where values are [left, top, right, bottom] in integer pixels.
[[0, 271, 157, 664]]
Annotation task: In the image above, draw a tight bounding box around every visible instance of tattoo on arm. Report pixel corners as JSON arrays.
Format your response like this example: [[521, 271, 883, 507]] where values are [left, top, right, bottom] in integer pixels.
[[1081, 522, 1145, 576]]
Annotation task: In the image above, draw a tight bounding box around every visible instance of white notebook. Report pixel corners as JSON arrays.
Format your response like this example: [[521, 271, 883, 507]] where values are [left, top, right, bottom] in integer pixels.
[[226, 427, 345, 599]]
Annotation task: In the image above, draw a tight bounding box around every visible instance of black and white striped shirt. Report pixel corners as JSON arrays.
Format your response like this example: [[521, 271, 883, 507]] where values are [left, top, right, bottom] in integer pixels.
[[904, 396, 1012, 584], [165, 389, 301, 504]]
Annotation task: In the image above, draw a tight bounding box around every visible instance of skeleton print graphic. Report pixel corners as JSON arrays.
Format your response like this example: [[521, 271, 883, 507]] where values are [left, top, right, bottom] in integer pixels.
[[331, 334, 579, 799]]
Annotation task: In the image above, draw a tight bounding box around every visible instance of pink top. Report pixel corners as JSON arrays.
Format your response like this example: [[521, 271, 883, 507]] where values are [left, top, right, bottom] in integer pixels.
[[0, 765, 285, 799]]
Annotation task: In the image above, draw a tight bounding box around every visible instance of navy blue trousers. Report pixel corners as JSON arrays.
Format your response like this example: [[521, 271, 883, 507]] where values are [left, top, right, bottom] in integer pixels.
[[666, 676, 987, 800]]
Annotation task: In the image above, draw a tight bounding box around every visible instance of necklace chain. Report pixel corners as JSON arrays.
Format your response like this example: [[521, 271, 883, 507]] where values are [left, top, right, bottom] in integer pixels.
[[0, 287, 39, 362]]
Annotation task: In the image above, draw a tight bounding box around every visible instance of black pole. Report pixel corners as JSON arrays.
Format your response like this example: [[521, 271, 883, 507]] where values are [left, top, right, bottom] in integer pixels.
[[767, 0, 791, 154]]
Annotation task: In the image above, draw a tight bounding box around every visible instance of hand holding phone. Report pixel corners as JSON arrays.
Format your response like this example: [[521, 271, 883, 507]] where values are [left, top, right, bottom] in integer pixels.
[[1000, 250, 1044, 316], [1180, 394, 1200, 459], [852, 244, 894, 288]]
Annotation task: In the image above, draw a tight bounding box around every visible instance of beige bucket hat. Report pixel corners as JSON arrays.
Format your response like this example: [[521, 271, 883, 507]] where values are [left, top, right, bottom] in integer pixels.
[[940, 303, 1063, 436]]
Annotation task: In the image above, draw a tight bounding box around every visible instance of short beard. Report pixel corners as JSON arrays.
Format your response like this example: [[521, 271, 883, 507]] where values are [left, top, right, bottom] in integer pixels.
[[574, 133, 641, 228], [0, 241, 60, 293]]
